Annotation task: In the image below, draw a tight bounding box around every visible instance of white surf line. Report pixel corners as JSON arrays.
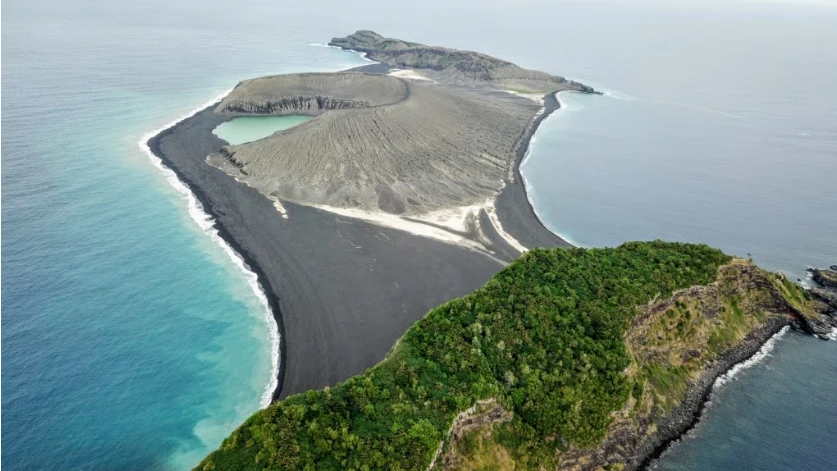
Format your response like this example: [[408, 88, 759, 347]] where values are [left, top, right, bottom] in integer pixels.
[[309, 41, 380, 65], [656, 325, 791, 461], [139, 90, 280, 408], [713, 325, 789, 388], [308, 42, 341, 49], [517, 90, 585, 248]]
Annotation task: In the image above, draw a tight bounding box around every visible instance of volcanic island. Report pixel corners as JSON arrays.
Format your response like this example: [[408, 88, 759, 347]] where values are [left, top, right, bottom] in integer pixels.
[[148, 31, 837, 471]]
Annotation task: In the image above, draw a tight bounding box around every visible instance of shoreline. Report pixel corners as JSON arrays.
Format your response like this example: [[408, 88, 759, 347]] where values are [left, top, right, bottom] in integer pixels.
[[636, 318, 793, 470], [518, 91, 584, 248], [143, 101, 287, 403], [493, 90, 574, 250]]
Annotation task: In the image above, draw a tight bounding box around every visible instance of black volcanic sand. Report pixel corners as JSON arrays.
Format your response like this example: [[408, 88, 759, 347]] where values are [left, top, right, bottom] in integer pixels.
[[494, 92, 573, 250], [148, 84, 571, 401]]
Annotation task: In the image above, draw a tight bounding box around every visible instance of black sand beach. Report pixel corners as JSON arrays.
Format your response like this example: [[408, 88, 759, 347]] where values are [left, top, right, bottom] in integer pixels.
[[495, 92, 573, 250], [148, 70, 573, 402]]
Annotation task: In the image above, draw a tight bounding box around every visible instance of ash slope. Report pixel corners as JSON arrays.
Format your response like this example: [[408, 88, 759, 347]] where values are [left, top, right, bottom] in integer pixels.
[[329, 30, 595, 92], [214, 72, 543, 215], [211, 32, 597, 219]]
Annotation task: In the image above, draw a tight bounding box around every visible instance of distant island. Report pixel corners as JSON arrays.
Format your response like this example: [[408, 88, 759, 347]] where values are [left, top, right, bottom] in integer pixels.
[[145, 31, 837, 470]]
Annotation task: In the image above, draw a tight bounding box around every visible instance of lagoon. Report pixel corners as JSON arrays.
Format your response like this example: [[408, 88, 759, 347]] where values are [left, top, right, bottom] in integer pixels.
[[213, 115, 312, 145]]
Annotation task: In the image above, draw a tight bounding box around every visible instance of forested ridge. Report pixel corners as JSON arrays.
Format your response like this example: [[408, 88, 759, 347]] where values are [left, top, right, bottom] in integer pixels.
[[198, 241, 733, 471]]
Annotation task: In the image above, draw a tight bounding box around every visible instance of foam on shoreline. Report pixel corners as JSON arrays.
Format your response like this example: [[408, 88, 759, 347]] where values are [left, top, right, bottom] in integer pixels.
[[518, 90, 585, 248], [651, 325, 792, 466], [139, 91, 280, 408], [713, 326, 789, 389]]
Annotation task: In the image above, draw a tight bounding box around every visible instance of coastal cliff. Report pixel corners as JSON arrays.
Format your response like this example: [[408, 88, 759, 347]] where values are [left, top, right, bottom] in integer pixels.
[[197, 242, 835, 470], [443, 262, 834, 471]]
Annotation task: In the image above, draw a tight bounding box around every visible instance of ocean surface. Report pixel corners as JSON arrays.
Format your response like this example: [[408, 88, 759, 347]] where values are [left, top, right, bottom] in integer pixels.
[[213, 116, 312, 145], [2, 0, 835, 470]]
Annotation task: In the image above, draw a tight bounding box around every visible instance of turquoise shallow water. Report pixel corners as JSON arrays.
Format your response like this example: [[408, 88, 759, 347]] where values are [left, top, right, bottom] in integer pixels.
[[3, 0, 836, 470], [1, 1, 370, 469], [213, 116, 312, 145]]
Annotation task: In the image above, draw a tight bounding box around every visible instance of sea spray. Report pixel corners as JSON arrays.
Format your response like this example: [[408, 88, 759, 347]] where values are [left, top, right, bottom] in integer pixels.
[[138, 91, 280, 408]]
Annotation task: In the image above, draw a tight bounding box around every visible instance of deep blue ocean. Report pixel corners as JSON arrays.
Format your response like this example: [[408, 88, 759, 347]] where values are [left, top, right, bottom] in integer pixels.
[[2, 0, 835, 470]]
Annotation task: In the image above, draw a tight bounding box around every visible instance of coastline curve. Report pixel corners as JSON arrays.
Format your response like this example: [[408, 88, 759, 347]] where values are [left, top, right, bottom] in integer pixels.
[[139, 93, 282, 407]]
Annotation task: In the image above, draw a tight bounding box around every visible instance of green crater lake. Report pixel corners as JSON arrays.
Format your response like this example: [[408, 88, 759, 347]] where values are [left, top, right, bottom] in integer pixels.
[[213, 115, 311, 145]]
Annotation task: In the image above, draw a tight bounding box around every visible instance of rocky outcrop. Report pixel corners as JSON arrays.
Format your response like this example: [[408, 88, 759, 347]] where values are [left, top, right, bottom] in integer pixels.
[[437, 262, 834, 471], [431, 399, 513, 470], [216, 72, 408, 115], [809, 267, 837, 318], [811, 288, 837, 316], [219, 96, 372, 114], [810, 268, 837, 290], [330, 30, 596, 93], [560, 263, 836, 471]]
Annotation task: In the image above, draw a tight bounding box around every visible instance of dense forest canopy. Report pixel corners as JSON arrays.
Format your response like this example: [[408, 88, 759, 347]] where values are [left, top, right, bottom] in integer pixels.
[[199, 241, 731, 471]]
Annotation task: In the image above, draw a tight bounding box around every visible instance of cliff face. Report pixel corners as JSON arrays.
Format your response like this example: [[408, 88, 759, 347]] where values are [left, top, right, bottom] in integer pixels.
[[216, 72, 408, 115], [439, 261, 836, 471], [329, 30, 595, 93]]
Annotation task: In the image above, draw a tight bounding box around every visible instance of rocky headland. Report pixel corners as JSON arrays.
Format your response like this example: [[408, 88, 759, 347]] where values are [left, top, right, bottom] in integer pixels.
[[198, 244, 836, 470]]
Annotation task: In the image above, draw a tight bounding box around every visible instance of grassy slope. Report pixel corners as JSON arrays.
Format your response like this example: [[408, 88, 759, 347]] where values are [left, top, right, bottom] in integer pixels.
[[198, 241, 748, 470], [446, 261, 818, 470]]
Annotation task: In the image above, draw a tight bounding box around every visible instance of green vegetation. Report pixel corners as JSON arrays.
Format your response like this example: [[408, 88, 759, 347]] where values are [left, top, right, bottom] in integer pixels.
[[199, 241, 731, 471]]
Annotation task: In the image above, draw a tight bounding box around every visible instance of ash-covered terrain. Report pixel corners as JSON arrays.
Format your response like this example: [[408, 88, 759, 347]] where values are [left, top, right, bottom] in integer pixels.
[[209, 31, 597, 218]]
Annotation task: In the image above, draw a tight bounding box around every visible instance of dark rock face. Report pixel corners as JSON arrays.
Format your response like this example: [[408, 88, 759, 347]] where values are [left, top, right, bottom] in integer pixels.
[[558, 263, 836, 471], [808, 267, 837, 319], [330, 30, 597, 93], [215, 72, 409, 116], [811, 288, 837, 314], [219, 96, 371, 114]]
